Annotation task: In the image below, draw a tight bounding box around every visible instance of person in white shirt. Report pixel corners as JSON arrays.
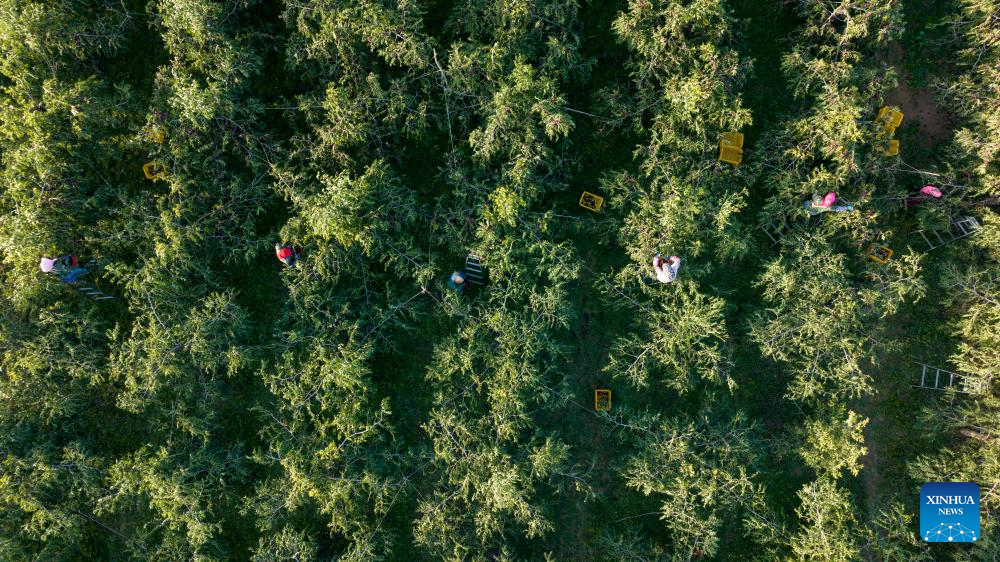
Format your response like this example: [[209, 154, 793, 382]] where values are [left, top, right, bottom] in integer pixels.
[[652, 254, 681, 283]]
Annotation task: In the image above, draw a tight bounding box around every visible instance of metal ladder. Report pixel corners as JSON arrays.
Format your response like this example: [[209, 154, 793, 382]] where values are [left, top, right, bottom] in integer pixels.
[[760, 214, 793, 245], [464, 254, 486, 285], [914, 362, 974, 394], [760, 220, 786, 245], [917, 216, 981, 251], [69, 282, 116, 301]]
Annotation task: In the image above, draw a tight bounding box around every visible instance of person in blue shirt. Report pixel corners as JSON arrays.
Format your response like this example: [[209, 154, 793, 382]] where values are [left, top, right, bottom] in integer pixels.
[[40, 256, 89, 283], [448, 271, 467, 293]]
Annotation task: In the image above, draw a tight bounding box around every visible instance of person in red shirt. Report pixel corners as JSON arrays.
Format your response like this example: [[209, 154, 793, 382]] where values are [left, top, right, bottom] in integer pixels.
[[275, 243, 298, 267]]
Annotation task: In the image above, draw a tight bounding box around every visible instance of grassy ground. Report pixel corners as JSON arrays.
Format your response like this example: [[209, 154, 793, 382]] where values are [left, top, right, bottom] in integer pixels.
[[539, 0, 644, 553], [850, 0, 964, 531], [723, 0, 811, 542], [729, 0, 804, 133]]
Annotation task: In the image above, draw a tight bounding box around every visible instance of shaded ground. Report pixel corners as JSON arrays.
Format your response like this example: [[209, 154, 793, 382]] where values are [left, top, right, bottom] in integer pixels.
[[858, 393, 887, 515], [549, 258, 617, 561], [853, 0, 966, 523], [854, 257, 967, 518], [882, 42, 954, 151]]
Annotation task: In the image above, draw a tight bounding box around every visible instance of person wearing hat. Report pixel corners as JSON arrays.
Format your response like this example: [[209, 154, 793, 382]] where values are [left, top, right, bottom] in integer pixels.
[[906, 185, 943, 208], [652, 254, 681, 284], [448, 271, 467, 293], [40, 255, 88, 283], [804, 192, 854, 215], [275, 243, 298, 267]]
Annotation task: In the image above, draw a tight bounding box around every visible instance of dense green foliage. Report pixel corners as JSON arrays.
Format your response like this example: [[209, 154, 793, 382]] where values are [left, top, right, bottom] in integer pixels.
[[1, 0, 997, 560]]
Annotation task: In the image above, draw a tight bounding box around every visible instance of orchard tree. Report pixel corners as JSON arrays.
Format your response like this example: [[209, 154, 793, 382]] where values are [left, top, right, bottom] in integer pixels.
[[759, 0, 905, 239], [604, 280, 731, 393], [749, 235, 924, 404], [250, 340, 398, 561], [609, 0, 754, 263], [415, 226, 588, 558], [936, 0, 999, 204], [797, 407, 868, 478], [610, 412, 775, 560], [791, 477, 860, 561], [860, 501, 933, 561]]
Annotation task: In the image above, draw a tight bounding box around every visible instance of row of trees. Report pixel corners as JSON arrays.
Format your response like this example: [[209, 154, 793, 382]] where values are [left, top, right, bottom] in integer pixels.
[[103, 1, 273, 558], [599, 1, 773, 560], [909, 0, 1000, 556], [749, 1, 931, 560], [1, 1, 135, 559], [253, 0, 431, 558], [413, 2, 592, 558]]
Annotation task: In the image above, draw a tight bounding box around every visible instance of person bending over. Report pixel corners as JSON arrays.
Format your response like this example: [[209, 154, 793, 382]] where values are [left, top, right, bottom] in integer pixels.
[[40, 255, 88, 283], [652, 254, 681, 284], [804, 192, 853, 215], [275, 243, 298, 267]]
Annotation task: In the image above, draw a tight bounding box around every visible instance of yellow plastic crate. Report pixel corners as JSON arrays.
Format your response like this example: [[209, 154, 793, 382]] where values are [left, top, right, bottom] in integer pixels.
[[579, 191, 604, 212], [868, 245, 893, 264], [149, 127, 165, 144], [721, 131, 744, 148], [143, 162, 168, 180], [888, 109, 903, 129], [594, 389, 611, 411], [884, 139, 899, 157], [719, 145, 743, 165], [876, 106, 904, 134]]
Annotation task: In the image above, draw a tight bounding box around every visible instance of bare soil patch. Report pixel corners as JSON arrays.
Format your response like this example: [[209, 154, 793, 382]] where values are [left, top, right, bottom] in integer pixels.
[[882, 42, 954, 148], [859, 410, 886, 515]]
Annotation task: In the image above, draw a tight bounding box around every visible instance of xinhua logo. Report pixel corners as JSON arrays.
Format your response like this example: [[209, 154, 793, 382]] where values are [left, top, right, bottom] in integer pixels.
[[921, 482, 980, 543]]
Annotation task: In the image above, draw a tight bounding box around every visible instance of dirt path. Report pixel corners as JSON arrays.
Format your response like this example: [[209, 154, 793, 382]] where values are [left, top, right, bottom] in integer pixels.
[[882, 42, 953, 149], [857, 345, 913, 517], [550, 249, 617, 560], [859, 406, 886, 515]]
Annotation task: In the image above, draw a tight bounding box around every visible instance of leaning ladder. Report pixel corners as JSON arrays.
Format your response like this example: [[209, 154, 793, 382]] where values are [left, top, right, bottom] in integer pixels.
[[760, 214, 794, 245], [70, 282, 116, 301], [916, 216, 981, 251], [913, 362, 976, 394], [464, 254, 486, 285]]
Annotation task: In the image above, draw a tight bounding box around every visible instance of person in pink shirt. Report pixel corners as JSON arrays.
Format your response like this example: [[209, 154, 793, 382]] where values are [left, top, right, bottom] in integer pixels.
[[652, 254, 681, 283]]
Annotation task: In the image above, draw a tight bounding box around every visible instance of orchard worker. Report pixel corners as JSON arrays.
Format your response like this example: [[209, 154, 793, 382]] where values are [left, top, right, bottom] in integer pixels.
[[275, 243, 298, 267], [448, 271, 467, 293], [906, 184, 943, 208], [652, 254, 681, 284], [804, 192, 854, 215], [39, 255, 88, 283]]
